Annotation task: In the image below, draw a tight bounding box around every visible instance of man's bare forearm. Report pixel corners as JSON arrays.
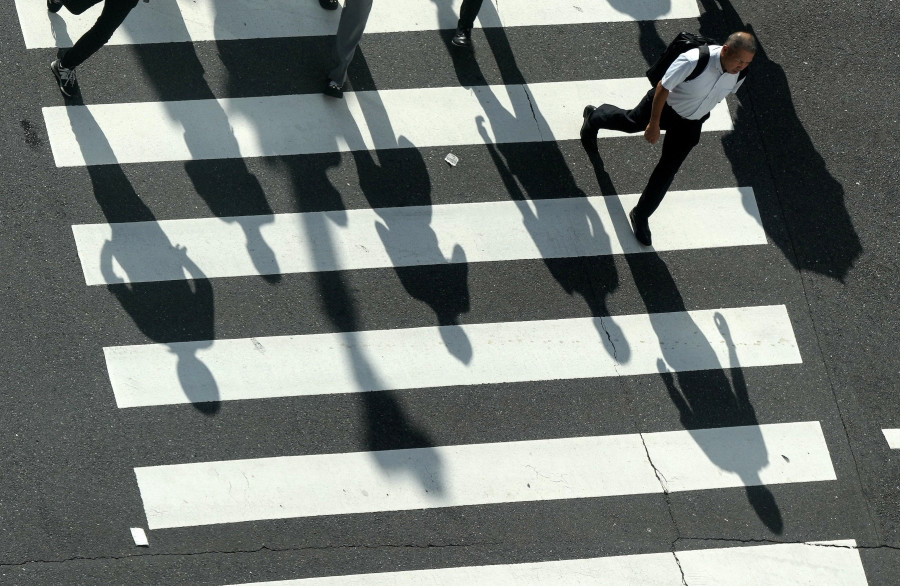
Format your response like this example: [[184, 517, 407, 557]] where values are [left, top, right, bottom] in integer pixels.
[[644, 81, 670, 144], [649, 82, 669, 127]]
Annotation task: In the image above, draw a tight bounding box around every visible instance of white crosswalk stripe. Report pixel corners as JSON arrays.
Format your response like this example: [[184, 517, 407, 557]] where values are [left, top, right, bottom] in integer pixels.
[[883, 429, 900, 449], [135, 422, 834, 529], [16, 0, 701, 48], [105, 305, 800, 408], [73, 187, 766, 285], [23, 0, 865, 582], [226, 541, 867, 585], [42, 79, 733, 166]]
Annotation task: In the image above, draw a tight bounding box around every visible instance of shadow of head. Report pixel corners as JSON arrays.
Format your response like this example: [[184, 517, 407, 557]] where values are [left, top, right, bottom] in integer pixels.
[[689, 425, 784, 534], [170, 343, 221, 415], [745, 484, 784, 534]]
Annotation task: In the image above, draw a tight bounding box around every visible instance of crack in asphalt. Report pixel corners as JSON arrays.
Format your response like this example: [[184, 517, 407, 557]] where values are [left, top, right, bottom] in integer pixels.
[[672, 550, 688, 586], [597, 317, 622, 374], [639, 433, 670, 494], [639, 433, 692, 584], [676, 537, 900, 550], [0, 541, 503, 568], [5, 539, 896, 572]]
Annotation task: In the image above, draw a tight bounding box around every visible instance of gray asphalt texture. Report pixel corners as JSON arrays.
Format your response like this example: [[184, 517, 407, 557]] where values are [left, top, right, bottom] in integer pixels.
[[0, 0, 897, 584]]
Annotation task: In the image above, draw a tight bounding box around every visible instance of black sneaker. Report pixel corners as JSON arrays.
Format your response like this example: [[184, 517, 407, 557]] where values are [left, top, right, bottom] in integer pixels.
[[50, 59, 78, 97], [580, 105, 598, 152], [629, 208, 652, 246], [47, 0, 64, 13], [451, 26, 472, 48], [323, 79, 343, 99]]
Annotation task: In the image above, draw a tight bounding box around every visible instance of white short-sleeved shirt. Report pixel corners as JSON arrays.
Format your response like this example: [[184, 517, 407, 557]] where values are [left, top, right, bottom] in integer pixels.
[[661, 45, 745, 120]]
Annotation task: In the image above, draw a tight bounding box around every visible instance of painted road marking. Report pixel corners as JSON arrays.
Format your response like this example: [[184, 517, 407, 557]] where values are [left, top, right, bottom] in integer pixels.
[[105, 305, 801, 408], [135, 422, 835, 529], [73, 187, 765, 285], [43, 79, 733, 166]]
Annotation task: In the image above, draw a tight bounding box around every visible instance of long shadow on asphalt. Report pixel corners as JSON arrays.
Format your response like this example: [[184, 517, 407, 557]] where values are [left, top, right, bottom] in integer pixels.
[[348, 51, 474, 365], [586, 151, 784, 532], [63, 104, 221, 415], [697, 0, 861, 281], [256, 48, 447, 494], [130, 9, 282, 284], [436, 0, 630, 363]]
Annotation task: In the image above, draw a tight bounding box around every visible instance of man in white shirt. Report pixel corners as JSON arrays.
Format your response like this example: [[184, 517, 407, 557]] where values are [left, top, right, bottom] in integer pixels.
[[580, 31, 757, 246]]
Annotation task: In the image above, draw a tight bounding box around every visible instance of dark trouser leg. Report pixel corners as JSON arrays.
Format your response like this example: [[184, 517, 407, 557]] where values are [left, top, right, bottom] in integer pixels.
[[588, 88, 655, 133], [60, 0, 139, 69], [328, 0, 374, 86], [634, 109, 704, 218], [457, 0, 486, 29]]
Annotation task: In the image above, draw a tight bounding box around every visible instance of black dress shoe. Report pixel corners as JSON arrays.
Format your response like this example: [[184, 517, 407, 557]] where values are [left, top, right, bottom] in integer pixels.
[[580, 105, 598, 152], [629, 208, 652, 246], [323, 80, 343, 99], [451, 26, 472, 48], [47, 0, 64, 13], [319, 0, 339, 10]]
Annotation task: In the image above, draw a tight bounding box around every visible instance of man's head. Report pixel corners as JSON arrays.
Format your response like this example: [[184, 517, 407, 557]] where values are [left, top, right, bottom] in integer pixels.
[[721, 32, 757, 74]]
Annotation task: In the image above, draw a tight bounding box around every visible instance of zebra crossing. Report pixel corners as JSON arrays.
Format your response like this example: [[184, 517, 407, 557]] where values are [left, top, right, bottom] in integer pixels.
[[136, 421, 833, 529], [21, 0, 871, 583], [71, 187, 765, 284], [105, 305, 800, 407]]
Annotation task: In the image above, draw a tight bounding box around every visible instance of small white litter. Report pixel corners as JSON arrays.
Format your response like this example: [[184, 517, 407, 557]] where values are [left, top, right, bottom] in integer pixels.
[[130, 527, 149, 547], [444, 153, 459, 166]]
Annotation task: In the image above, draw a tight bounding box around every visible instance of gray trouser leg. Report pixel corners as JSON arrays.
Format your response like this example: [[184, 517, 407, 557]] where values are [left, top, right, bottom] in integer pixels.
[[328, 0, 374, 86]]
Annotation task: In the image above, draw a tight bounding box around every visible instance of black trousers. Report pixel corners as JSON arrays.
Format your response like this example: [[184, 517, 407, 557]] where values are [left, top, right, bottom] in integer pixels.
[[587, 88, 707, 218], [457, 0, 485, 29], [60, 0, 140, 69]]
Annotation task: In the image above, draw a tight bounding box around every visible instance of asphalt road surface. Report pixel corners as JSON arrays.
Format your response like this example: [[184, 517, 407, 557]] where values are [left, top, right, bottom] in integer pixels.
[[0, 0, 896, 584]]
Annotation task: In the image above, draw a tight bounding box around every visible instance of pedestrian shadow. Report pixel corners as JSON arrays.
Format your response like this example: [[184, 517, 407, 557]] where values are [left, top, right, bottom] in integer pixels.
[[718, 33, 861, 280], [48, 6, 276, 411], [589, 155, 783, 532], [348, 52, 472, 363], [581, 3, 791, 534], [606, 0, 670, 66], [64, 106, 220, 414], [656, 307, 783, 534], [255, 65, 446, 494], [694, 1, 861, 281], [435, 0, 629, 362], [48, 7, 281, 281], [635, 20, 668, 70], [205, 2, 446, 492], [118, 5, 284, 283]]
